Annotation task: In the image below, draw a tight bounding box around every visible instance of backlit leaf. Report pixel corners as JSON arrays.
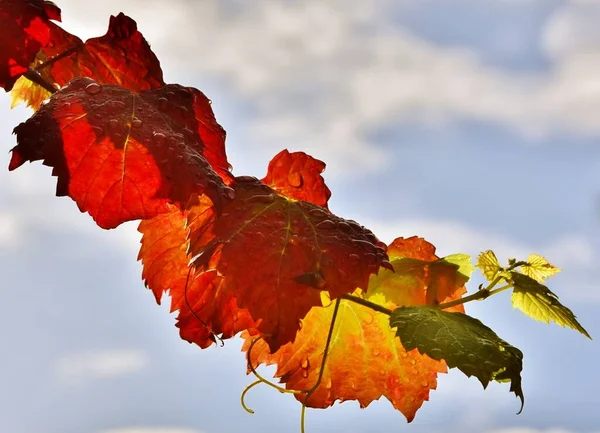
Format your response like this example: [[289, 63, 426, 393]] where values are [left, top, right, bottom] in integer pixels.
[[0, 0, 61, 90], [509, 272, 590, 339], [243, 237, 467, 421], [391, 306, 525, 413], [187, 175, 388, 351], [262, 149, 331, 208], [12, 77, 233, 229], [11, 13, 164, 109], [477, 250, 502, 283], [518, 254, 561, 283], [380, 237, 472, 306], [138, 205, 256, 348]]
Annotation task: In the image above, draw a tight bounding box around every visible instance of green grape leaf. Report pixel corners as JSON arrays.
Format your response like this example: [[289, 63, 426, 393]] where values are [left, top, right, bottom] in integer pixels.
[[441, 253, 475, 282], [519, 254, 561, 283], [390, 306, 524, 413], [509, 272, 591, 339], [476, 250, 502, 283]]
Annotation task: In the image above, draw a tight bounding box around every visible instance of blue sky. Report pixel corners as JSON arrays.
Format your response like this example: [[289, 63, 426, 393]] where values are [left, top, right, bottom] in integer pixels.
[[0, 1, 598, 433]]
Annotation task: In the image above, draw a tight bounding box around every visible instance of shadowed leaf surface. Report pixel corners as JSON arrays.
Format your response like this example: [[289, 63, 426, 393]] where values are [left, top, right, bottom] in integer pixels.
[[187, 175, 388, 351], [11, 13, 164, 109], [138, 205, 256, 348], [139, 151, 335, 348], [243, 237, 467, 421], [391, 306, 525, 413], [509, 272, 590, 338], [0, 0, 60, 90], [12, 77, 233, 229]]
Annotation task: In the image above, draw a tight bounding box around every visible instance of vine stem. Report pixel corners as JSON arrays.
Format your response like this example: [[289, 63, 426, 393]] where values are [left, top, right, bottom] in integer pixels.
[[23, 69, 57, 94], [340, 261, 527, 315], [300, 297, 341, 433]]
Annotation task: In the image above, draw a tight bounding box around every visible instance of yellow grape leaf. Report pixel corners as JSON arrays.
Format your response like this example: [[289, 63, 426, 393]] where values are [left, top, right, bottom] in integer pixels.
[[477, 250, 502, 283], [509, 272, 591, 339], [242, 236, 467, 422], [519, 254, 561, 283]]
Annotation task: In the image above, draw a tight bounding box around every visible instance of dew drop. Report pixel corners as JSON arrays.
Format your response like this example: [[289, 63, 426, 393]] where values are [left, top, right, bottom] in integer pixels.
[[132, 118, 142, 128], [301, 370, 309, 379], [421, 380, 428, 387], [394, 320, 406, 330], [301, 358, 310, 369], [467, 354, 477, 363], [158, 97, 169, 110], [85, 82, 101, 95], [236, 175, 258, 183], [287, 171, 303, 188], [337, 221, 351, 232], [108, 119, 119, 130], [316, 220, 336, 230], [224, 187, 235, 200], [325, 378, 332, 389], [372, 348, 380, 357], [410, 359, 416, 366], [349, 253, 360, 260], [153, 132, 166, 145], [244, 194, 276, 204]]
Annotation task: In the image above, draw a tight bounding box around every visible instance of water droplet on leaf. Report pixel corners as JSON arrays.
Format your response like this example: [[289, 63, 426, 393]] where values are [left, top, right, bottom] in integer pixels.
[[85, 82, 101, 95]]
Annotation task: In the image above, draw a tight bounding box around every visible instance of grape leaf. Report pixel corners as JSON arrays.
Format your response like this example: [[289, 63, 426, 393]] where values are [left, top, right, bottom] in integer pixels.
[[139, 151, 337, 348], [186, 175, 388, 351], [11, 77, 233, 229], [11, 13, 164, 110], [138, 205, 256, 348], [243, 237, 467, 421], [0, 0, 61, 90], [262, 149, 331, 208], [476, 250, 502, 283], [509, 272, 591, 338], [518, 254, 561, 283], [390, 306, 525, 413], [381, 237, 473, 306]]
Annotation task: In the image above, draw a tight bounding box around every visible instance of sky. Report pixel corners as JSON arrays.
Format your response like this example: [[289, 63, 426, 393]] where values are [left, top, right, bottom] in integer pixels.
[[0, 1, 599, 433]]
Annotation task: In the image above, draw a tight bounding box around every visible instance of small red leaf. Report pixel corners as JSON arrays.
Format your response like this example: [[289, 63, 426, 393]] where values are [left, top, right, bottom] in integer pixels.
[[0, 0, 61, 90], [12, 13, 165, 109], [262, 149, 331, 208]]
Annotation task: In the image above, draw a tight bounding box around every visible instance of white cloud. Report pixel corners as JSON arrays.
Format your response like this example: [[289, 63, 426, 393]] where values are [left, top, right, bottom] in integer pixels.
[[96, 429, 203, 433], [0, 213, 18, 247], [6, 0, 600, 179], [54, 349, 148, 384]]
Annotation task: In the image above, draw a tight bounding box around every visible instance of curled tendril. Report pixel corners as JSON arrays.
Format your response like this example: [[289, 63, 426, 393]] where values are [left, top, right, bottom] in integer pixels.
[[241, 335, 302, 414], [183, 266, 224, 347], [240, 299, 343, 433]]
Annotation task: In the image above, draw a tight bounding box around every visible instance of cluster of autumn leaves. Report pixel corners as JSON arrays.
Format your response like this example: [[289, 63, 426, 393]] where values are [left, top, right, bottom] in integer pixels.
[[1, 0, 590, 425]]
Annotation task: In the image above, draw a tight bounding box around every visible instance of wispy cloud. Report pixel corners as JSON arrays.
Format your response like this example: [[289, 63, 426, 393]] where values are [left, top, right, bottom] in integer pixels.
[[54, 349, 148, 384]]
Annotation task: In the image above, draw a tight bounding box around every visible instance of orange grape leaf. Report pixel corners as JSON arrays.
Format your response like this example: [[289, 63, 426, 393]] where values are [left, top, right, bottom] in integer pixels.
[[262, 149, 331, 208], [11, 13, 164, 109], [383, 237, 471, 307], [11, 77, 234, 229], [138, 205, 257, 348], [140, 151, 335, 348], [186, 174, 389, 351], [0, 0, 61, 90], [243, 236, 467, 421]]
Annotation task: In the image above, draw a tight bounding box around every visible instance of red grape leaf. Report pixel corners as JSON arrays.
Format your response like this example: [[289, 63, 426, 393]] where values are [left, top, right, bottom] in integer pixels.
[[11, 13, 165, 109], [263, 149, 331, 208], [0, 0, 60, 90], [243, 237, 467, 422], [186, 175, 389, 351], [11, 77, 233, 229], [138, 205, 257, 348], [140, 150, 336, 348]]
